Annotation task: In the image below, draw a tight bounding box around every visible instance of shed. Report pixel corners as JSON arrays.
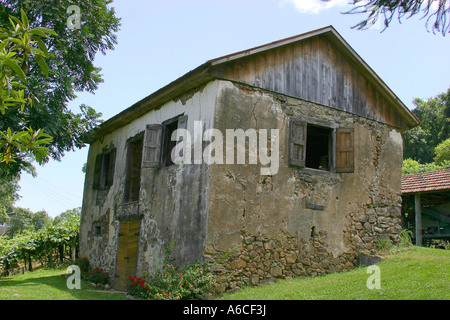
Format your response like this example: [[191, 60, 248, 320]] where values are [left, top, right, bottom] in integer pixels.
[[401, 169, 450, 246]]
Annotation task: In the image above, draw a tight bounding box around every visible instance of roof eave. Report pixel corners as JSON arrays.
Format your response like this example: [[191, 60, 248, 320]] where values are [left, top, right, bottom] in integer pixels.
[[88, 25, 421, 143], [88, 62, 214, 142]]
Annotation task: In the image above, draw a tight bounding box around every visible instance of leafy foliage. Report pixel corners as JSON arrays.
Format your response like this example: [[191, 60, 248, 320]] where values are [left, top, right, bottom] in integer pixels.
[[403, 91, 448, 164], [0, 0, 120, 165], [127, 262, 216, 300], [400, 88, 450, 176], [0, 207, 80, 276], [402, 158, 450, 175], [126, 241, 216, 300], [0, 1, 120, 212], [0, 9, 55, 166], [3, 207, 52, 238], [434, 138, 450, 165], [83, 266, 110, 286]]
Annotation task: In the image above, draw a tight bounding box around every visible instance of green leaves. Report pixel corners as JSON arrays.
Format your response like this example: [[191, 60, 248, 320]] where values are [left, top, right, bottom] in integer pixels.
[[0, 127, 53, 165], [0, 9, 56, 166], [0, 8, 56, 112], [34, 54, 48, 78], [0, 208, 81, 273], [3, 9, 56, 79], [1, 1, 117, 170]]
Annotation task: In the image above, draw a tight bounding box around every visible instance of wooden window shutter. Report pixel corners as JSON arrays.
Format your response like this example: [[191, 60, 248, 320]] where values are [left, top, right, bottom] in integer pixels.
[[289, 118, 307, 168], [92, 154, 103, 190], [142, 124, 163, 168], [106, 148, 116, 187], [176, 115, 188, 160], [177, 115, 188, 131], [336, 127, 354, 173]]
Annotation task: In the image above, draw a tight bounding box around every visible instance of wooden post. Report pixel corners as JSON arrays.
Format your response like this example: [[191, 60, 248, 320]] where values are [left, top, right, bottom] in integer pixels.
[[415, 193, 422, 246]]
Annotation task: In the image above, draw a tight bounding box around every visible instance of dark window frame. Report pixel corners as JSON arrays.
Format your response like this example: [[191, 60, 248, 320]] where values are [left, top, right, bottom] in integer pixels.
[[93, 222, 103, 237], [288, 116, 354, 173], [161, 114, 188, 168], [305, 123, 334, 171], [92, 147, 116, 190]]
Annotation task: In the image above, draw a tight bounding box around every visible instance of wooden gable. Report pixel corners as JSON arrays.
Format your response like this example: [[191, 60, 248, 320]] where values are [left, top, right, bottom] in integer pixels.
[[92, 26, 419, 140], [209, 31, 416, 130]]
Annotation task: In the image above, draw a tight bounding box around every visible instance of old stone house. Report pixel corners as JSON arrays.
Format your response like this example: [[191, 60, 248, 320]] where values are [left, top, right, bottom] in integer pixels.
[[79, 26, 419, 291]]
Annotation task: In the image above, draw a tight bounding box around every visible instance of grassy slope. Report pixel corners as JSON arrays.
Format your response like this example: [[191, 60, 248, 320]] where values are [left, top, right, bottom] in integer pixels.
[[221, 246, 450, 300], [0, 268, 130, 300], [0, 247, 448, 300]]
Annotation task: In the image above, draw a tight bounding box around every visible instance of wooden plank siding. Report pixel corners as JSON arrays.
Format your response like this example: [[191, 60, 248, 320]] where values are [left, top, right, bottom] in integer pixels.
[[91, 27, 419, 141], [211, 34, 409, 129]]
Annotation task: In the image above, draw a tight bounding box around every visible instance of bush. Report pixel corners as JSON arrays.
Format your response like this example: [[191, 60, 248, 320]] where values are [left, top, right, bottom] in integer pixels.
[[127, 262, 216, 300], [402, 158, 450, 175], [75, 258, 110, 286], [83, 267, 110, 286], [434, 138, 450, 164], [77, 257, 89, 274]]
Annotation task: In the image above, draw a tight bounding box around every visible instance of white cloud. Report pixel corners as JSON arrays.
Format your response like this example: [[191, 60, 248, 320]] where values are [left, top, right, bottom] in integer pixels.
[[282, 0, 349, 14]]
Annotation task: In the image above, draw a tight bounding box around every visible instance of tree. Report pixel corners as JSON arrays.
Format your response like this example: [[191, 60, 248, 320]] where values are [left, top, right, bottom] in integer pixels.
[[0, 0, 120, 172], [438, 88, 450, 141], [0, 1, 120, 211], [0, 165, 19, 222], [3, 206, 52, 238], [339, 0, 450, 35], [0, 9, 57, 220], [434, 138, 450, 164], [0, 9, 54, 165], [53, 207, 81, 225], [402, 90, 447, 163]]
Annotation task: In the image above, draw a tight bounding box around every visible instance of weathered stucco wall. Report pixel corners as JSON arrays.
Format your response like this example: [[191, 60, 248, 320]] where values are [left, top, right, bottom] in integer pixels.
[[205, 81, 403, 291], [80, 78, 404, 292], [79, 81, 222, 283]]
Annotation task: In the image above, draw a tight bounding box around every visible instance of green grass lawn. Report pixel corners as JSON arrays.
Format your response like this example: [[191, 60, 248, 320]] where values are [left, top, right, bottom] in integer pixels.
[[0, 267, 130, 300], [0, 246, 448, 300], [221, 246, 450, 300]]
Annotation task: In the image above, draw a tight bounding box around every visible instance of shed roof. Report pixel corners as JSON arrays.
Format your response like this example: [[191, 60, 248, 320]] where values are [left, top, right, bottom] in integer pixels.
[[401, 169, 450, 194], [90, 25, 420, 141]]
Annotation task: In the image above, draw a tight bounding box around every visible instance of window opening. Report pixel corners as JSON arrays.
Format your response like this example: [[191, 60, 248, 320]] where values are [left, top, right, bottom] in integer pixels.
[[305, 124, 332, 171], [124, 136, 143, 203]]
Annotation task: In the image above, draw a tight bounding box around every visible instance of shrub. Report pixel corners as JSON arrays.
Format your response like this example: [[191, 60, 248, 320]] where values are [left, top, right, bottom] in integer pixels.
[[127, 276, 150, 299], [83, 267, 110, 286], [75, 258, 110, 286], [77, 257, 89, 274], [127, 262, 216, 300], [434, 138, 450, 165]]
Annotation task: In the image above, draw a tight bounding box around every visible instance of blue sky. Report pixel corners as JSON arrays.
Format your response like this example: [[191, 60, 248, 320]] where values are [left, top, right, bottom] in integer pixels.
[[15, 0, 450, 217]]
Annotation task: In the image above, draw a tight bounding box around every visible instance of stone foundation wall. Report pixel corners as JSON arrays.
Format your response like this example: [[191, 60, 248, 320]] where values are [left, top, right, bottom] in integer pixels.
[[205, 231, 357, 294], [205, 203, 403, 293]]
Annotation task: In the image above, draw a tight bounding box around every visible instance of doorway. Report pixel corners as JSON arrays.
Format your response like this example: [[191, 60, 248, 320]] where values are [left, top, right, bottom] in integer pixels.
[[114, 219, 140, 291]]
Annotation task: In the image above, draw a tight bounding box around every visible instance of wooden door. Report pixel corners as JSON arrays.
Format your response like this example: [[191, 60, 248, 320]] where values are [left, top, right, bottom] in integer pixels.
[[115, 220, 140, 291]]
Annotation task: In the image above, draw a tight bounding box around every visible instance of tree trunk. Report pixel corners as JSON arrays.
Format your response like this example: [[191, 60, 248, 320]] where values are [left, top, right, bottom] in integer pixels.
[[47, 243, 53, 268], [71, 237, 76, 263], [28, 252, 32, 272], [59, 245, 64, 264]]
